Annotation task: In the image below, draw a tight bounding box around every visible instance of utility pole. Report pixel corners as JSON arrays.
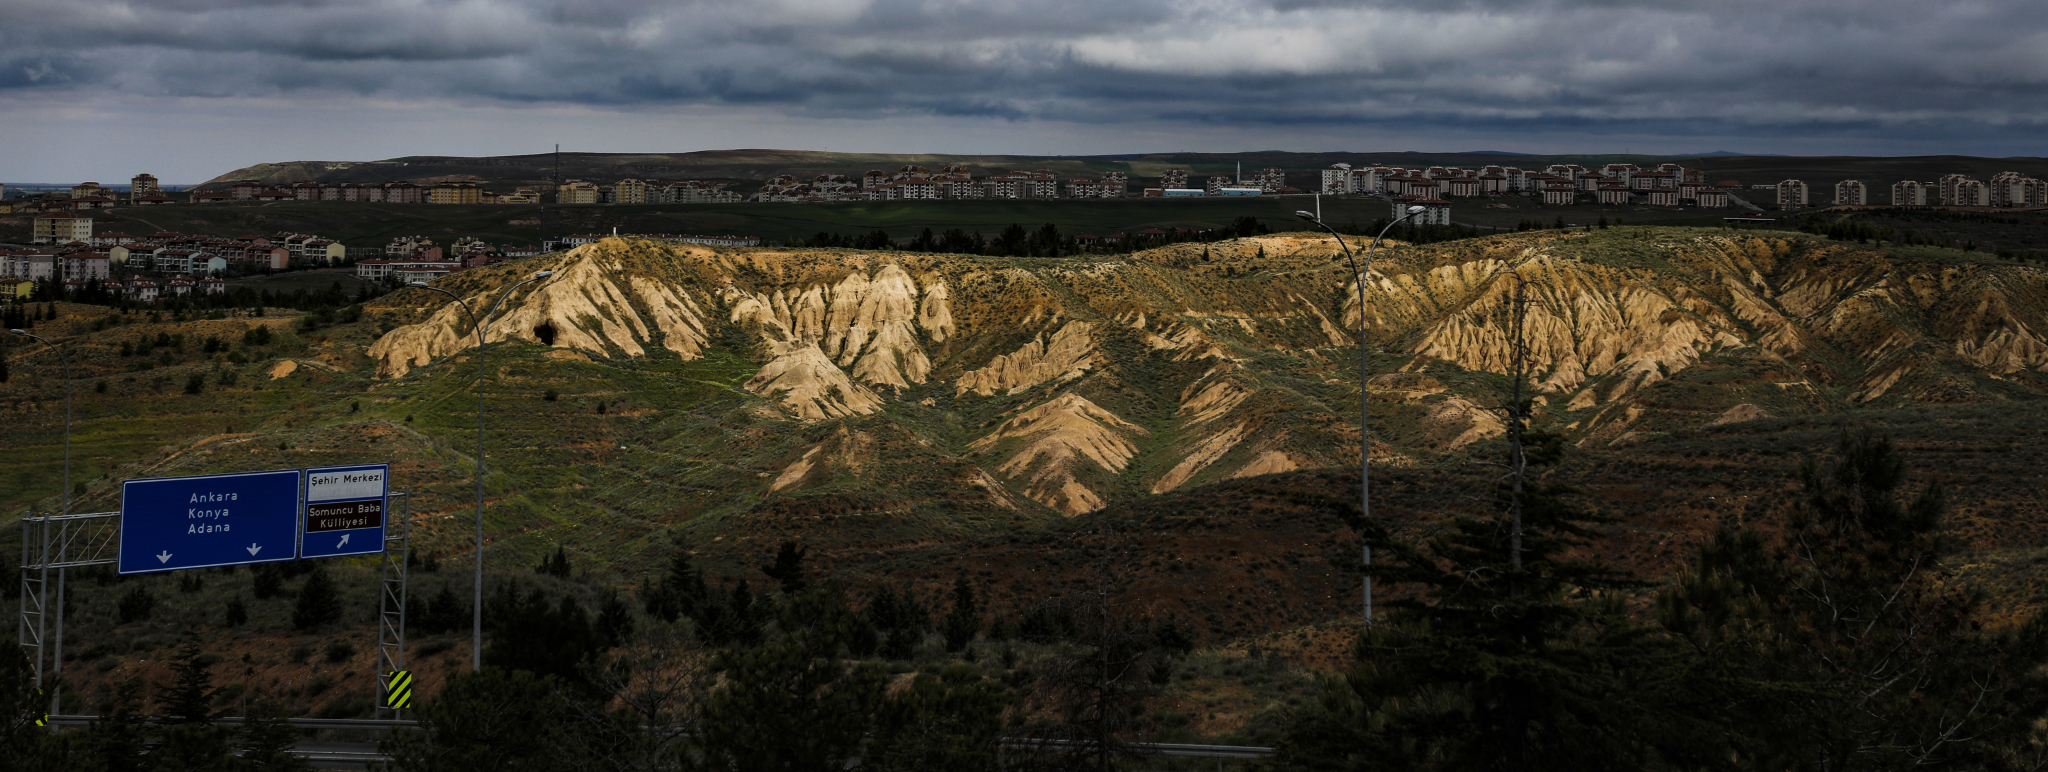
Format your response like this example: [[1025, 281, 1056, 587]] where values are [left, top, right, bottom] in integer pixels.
[[1506, 277, 1531, 595]]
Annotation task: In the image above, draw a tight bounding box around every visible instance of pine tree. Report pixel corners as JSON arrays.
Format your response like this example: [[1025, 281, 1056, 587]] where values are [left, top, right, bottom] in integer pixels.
[[940, 575, 979, 653], [239, 699, 313, 771], [292, 566, 341, 631], [1656, 429, 2048, 768], [759, 540, 809, 596], [158, 632, 219, 724]]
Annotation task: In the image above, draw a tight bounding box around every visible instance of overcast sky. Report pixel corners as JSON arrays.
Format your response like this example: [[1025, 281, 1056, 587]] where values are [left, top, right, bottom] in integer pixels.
[[5, 0, 2045, 183]]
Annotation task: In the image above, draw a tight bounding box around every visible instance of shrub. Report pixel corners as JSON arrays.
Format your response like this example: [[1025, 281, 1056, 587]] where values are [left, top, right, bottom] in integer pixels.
[[116, 585, 155, 624], [324, 640, 356, 663], [184, 373, 206, 395], [293, 567, 342, 631], [223, 597, 248, 627]]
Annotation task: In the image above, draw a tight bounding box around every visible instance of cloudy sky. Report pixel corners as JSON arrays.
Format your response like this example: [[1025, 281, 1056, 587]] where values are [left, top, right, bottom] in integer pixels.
[[5, 0, 2045, 182]]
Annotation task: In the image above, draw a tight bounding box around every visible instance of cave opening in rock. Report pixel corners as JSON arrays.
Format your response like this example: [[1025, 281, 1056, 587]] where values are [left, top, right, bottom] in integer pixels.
[[534, 321, 557, 345]]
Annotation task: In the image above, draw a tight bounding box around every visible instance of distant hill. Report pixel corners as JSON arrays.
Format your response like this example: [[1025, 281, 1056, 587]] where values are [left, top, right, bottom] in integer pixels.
[[199, 149, 2048, 197]]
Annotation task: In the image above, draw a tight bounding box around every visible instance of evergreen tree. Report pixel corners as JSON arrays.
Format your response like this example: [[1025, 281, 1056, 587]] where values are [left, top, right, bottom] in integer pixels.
[[864, 584, 930, 660], [223, 596, 249, 627], [1278, 426, 1709, 771], [535, 545, 571, 578], [239, 699, 313, 771], [644, 545, 708, 623], [759, 540, 809, 596], [292, 566, 342, 631], [116, 584, 155, 624], [88, 680, 152, 772], [1656, 429, 2048, 769], [687, 587, 889, 772], [940, 576, 980, 653], [594, 588, 635, 649], [157, 632, 219, 723]]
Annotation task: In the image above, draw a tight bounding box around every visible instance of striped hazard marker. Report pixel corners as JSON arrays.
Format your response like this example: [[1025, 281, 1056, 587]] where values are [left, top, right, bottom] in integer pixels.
[[384, 671, 413, 710]]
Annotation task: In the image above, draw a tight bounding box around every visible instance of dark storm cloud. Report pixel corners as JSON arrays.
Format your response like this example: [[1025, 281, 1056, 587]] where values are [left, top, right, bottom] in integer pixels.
[[6, 0, 2047, 149]]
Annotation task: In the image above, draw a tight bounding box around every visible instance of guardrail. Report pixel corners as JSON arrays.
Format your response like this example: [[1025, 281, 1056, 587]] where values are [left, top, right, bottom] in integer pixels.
[[43, 716, 1276, 763]]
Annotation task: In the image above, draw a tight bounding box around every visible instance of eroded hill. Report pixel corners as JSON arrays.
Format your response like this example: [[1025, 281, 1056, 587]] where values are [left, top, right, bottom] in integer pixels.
[[362, 229, 2048, 525]]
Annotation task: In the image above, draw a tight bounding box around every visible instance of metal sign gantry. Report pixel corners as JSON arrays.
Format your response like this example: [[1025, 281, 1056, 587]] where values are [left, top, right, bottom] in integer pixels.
[[18, 490, 411, 719]]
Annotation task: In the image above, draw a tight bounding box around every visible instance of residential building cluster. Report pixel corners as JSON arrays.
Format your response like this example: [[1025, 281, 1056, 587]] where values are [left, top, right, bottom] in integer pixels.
[[1322, 162, 1729, 209], [352, 235, 548, 283], [1764, 171, 2048, 210], [558, 179, 743, 204], [6, 214, 353, 302], [541, 233, 764, 251], [755, 165, 1135, 202]]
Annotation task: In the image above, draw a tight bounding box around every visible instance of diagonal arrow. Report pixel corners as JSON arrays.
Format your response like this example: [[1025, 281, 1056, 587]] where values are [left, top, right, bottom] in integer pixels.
[[337, 533, 351, 549], [247, 543, 262, 556], [156, 551, 172, 564]]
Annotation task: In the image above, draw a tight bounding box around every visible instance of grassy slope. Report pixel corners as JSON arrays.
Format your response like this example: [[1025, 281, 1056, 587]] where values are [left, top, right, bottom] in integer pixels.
[[8, 226, 2048, 731]]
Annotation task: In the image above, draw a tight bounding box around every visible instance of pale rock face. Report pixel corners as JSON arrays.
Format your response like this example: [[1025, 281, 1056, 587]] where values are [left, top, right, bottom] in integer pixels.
[[369, 252, 713, 378], [1708, 404, 1769, 426], [744, 344, 886, 420], [1232, 450, 1302, 479], [1152, 422, 1249, 494], [970, 392, 1146, 515], [956, 320, 1096, 397]]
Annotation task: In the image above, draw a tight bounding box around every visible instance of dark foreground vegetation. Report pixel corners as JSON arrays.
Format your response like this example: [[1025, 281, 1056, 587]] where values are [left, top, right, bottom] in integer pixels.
[[5, 420, 2040, 772]]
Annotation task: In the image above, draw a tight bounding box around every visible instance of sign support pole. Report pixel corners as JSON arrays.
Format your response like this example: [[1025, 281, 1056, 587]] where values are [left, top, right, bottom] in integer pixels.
[[376, 491, 410, 720]]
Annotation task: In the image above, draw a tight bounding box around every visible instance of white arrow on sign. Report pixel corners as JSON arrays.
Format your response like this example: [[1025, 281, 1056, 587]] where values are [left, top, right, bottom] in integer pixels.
[[156, 551, 172, 564], [337, 534, 350, 549], [247, 544, 262, 556]]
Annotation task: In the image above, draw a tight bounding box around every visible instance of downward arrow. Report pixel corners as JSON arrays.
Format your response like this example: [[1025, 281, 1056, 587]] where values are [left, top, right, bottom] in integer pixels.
[[246, 543, 262, 556], [337, 534, 351, 549], [156, 551, 172, 564]]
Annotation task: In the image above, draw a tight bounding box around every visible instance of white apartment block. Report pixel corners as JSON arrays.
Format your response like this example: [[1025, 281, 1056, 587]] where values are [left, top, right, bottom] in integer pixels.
[[1777, 180, 1809, 209], [1321, 164, 1353, 194], [1891, 180, 1929, 206], [1834, 180, 1868, 206]]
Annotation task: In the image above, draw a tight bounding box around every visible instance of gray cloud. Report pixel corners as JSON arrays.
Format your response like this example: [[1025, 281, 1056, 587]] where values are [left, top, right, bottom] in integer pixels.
[[3, 0, 2047, 159]]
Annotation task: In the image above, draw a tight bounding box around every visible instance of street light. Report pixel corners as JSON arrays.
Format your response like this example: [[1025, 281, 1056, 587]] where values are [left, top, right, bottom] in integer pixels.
[[1294, 205, 1426, 629], [405, 270, 554, 672], [12, 328, 71, 721]]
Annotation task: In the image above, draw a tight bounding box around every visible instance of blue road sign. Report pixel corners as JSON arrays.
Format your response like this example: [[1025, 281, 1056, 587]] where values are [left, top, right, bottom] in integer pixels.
[[119, 469, 302, 574], [300, 463, 389, 559]]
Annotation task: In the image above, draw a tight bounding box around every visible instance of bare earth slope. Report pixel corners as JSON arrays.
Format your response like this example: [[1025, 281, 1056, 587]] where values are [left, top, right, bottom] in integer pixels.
[[362, 229, 2048, 525]]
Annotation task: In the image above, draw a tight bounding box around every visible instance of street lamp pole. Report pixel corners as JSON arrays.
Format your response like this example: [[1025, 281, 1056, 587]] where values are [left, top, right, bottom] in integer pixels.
[[407, 270, 553, 672], [11, 329, 72, 720], [1294, 206, 1425, 629]]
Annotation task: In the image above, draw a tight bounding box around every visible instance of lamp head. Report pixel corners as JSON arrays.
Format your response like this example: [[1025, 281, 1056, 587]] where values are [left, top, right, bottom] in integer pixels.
[[1294, 210, 1319, 222], [407, 281, 431, 287], [1406, 205, 1427, 214], [534, 270, 553, 278], [7, 329, 25, 336]]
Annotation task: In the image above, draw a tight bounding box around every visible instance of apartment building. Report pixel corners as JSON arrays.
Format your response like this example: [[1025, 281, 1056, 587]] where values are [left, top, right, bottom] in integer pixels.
[[1393, 197, 1453, 225], [428, 182, 481, 205], [1596, 186, 1633, 205], [1777, 180, 1809, 209], [33, 213, 93, 244], [615, 179, 650, 204], [1953, 179, 1989, 206], [1647, 189, 1681, 207], [1891, 180, 1929, 206], [1835, 180, 1868, 206], [1321, 164, 1353, 194], [1159, 169, 1189, 190], [1540, 182, 1577, 206], [1694, 190, 1730, 209], [1990, 171, 2047, 208], [129, 174, 160, 201], [557, 181, 599, 204]]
